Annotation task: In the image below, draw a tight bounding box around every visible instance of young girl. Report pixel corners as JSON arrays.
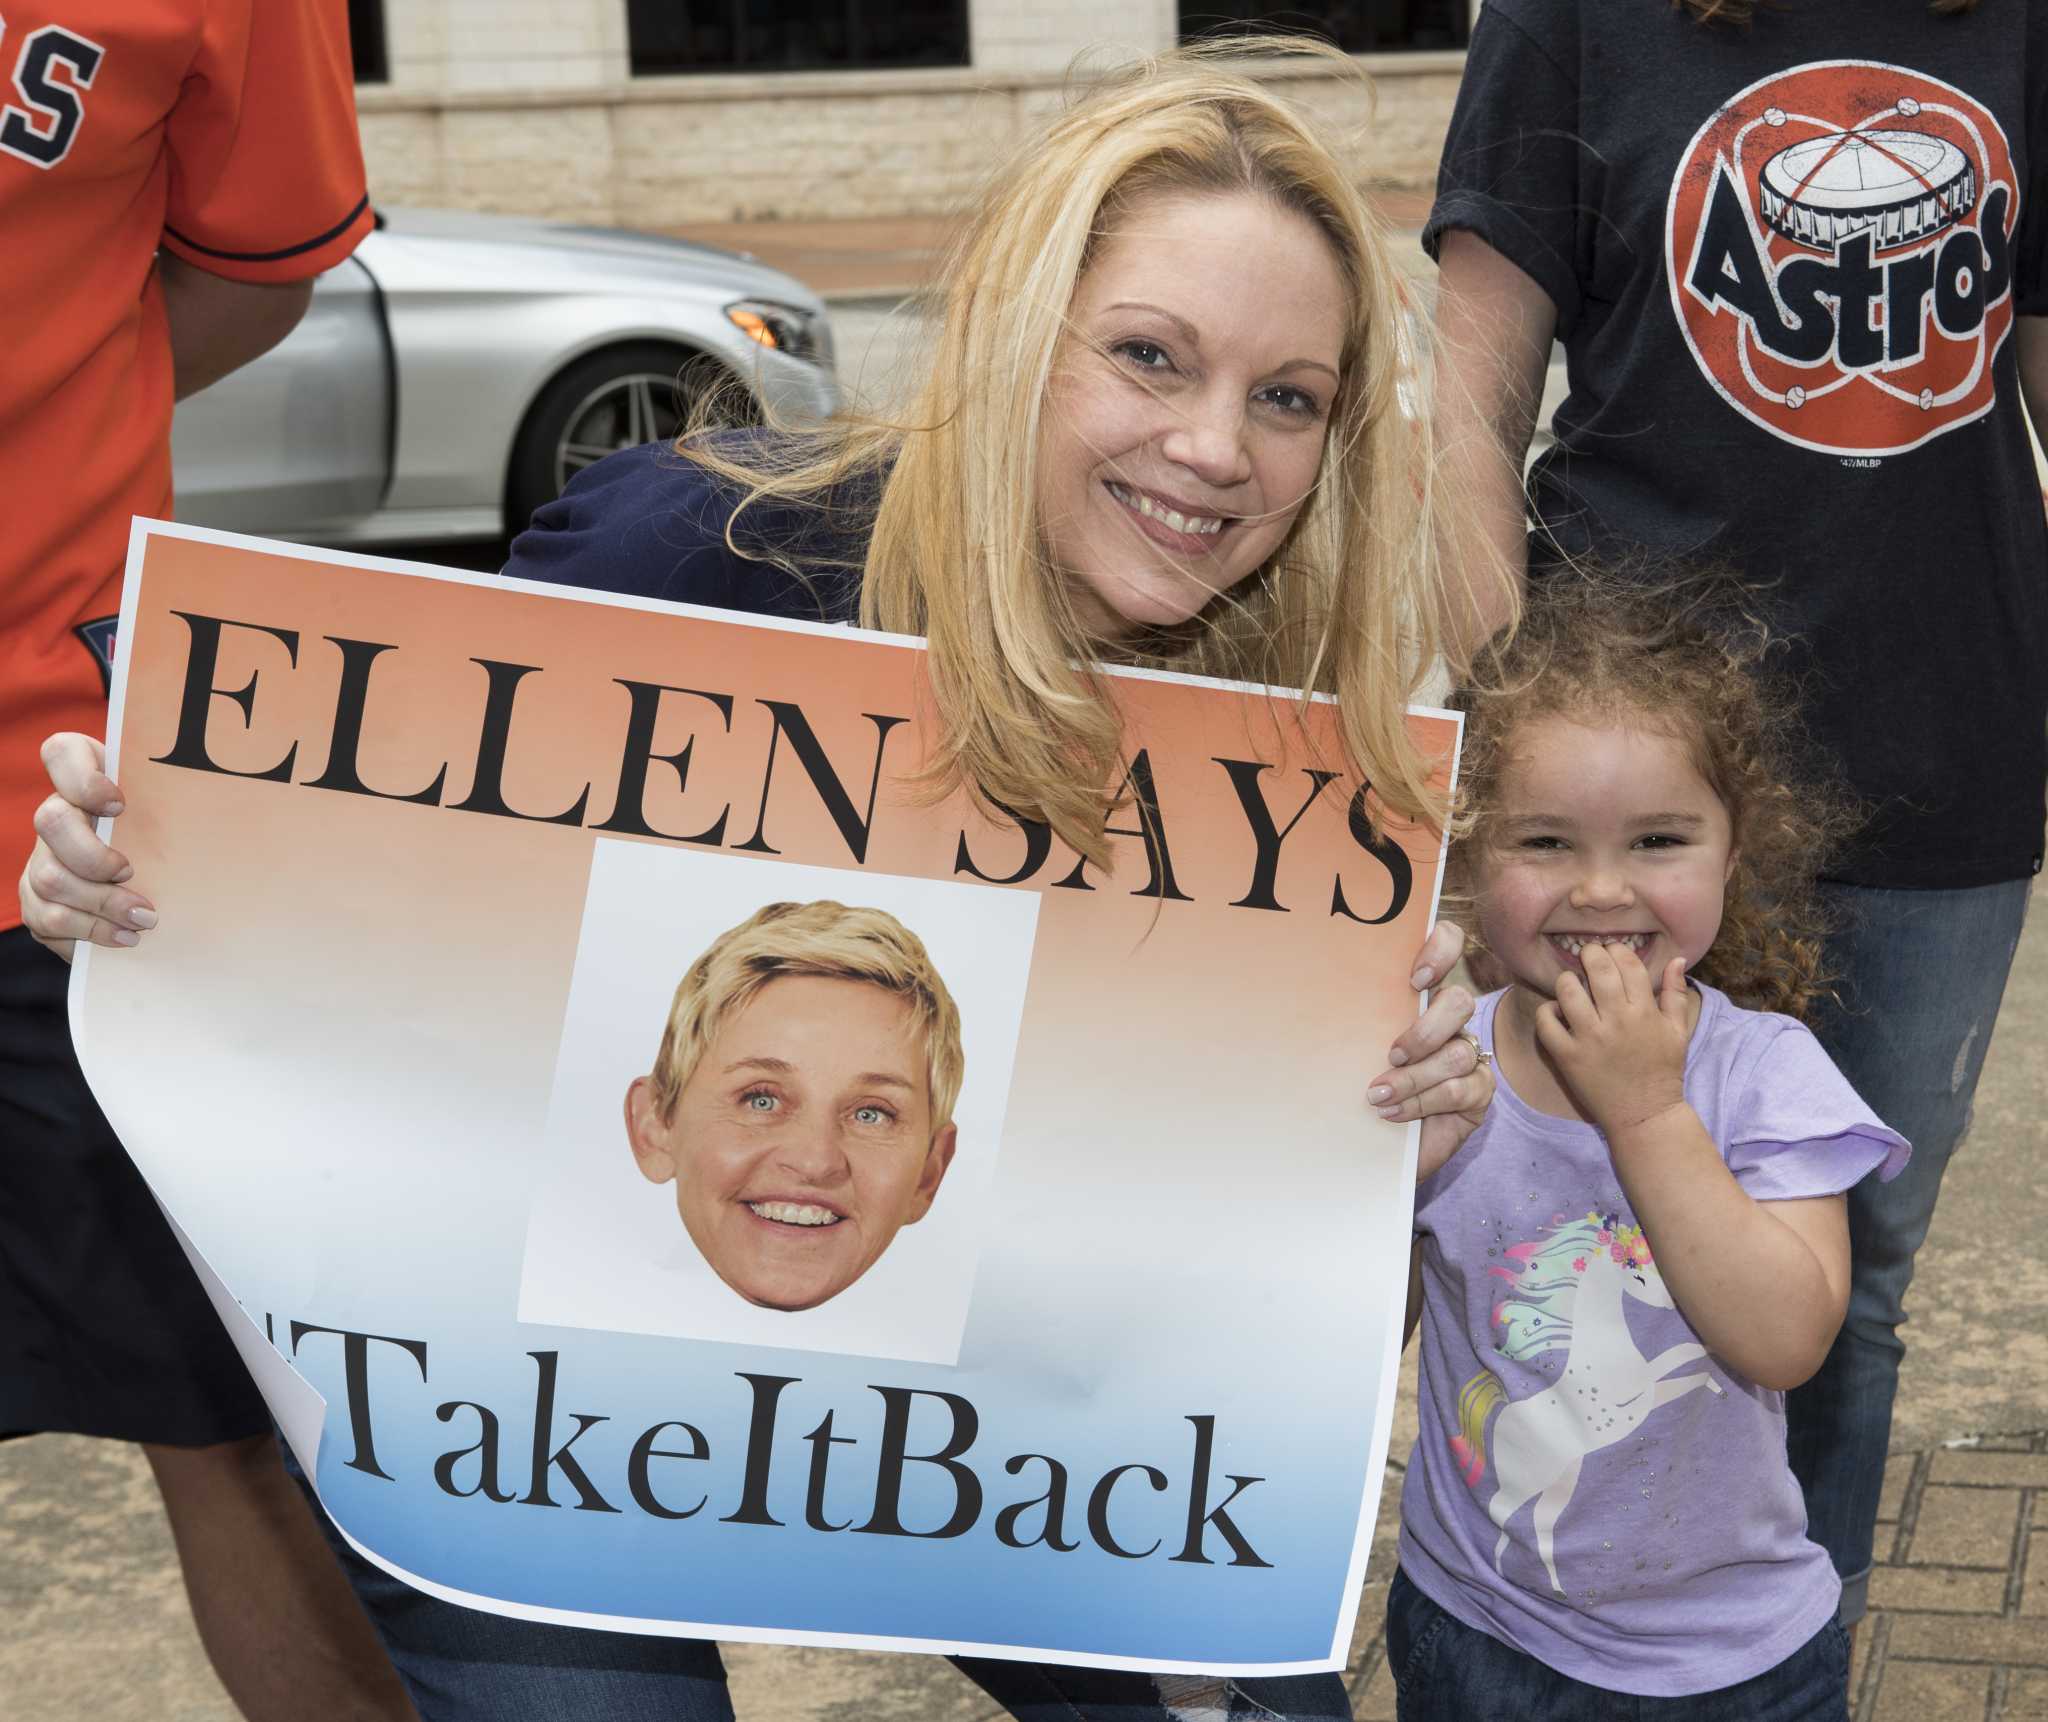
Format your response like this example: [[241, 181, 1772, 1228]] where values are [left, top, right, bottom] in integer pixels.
[[1392, 574, 1909, 1719]]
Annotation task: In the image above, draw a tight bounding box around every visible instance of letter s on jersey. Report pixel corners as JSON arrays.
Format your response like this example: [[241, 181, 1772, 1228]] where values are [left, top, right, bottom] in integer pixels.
[[0, 24, 106, 170]]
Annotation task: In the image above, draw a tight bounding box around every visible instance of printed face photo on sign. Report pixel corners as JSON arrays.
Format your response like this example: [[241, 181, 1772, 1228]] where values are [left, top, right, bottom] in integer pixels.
[[622, 901, 964, 1314], [520, 846, 1038, 1366]]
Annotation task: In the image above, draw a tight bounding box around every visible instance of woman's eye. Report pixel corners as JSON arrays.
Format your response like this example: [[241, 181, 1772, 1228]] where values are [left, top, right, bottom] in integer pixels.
[[741, 1090, 780, 1114], [1636, 834, 1685, 850], [851, 1104, 895, 1127], [1519, 835, 1566, 851], [1113, 338, 1172, 371], [1258, 383, 1322, 417]]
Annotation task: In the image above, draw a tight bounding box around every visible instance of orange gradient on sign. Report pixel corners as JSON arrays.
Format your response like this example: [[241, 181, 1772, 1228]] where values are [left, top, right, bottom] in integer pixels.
[[97, 529, 1458, 1211]]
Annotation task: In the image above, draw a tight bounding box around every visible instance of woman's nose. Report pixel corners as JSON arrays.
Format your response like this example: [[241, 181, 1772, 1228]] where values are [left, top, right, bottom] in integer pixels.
[[775, 1122, 850, 1186], [1160, 398, 1252, 489]]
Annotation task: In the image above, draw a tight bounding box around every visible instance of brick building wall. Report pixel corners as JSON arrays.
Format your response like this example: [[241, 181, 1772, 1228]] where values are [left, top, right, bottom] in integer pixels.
[[354, 0, 1470, 225]]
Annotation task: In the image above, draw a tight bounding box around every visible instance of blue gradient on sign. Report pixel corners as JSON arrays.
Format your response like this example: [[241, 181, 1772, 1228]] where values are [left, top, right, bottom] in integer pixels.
[[291, 1314, 1368, 1663]]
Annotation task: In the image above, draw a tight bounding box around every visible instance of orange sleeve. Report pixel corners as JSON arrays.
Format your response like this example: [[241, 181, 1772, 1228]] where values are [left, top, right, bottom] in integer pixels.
[[159, 0, 373, 284]]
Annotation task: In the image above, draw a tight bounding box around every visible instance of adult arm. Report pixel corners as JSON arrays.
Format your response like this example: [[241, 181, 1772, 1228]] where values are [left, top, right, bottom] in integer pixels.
[[2019, 316, 2048, 495], [161, 255, 313, 399], [1432, 231, 1558, 659]]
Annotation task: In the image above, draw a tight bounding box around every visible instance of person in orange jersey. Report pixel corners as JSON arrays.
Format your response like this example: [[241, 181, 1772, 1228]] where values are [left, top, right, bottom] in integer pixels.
[[0, 4, 411, 1718]]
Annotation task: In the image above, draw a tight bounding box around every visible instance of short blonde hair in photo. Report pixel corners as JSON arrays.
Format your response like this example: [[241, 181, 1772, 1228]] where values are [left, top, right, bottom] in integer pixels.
[[648, 900, 965, 1130]]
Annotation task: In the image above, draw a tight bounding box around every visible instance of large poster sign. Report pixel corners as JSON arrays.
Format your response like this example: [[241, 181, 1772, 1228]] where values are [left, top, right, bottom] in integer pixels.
[[72, 521, 1459, 1675]]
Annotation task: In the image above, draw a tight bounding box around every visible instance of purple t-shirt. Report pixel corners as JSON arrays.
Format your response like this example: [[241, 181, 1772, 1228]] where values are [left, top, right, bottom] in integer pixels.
[[1398, 984, 1909, 1695]]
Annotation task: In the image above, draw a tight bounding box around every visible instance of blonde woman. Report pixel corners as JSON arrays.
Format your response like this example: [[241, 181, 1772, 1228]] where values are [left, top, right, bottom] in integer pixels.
[[26, 39, 1499, 1722]]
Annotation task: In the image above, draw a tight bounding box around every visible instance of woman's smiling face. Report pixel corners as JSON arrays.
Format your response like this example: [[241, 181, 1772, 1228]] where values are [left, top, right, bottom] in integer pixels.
[[624, 974, 956, 1312], [1037, 188, 1351, 636]]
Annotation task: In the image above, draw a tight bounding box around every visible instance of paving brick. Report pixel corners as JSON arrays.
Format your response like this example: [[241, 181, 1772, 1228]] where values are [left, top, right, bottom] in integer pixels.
[[2023, 1555, 2048, 1618], [1354, 1657, 1397, 1722], [1931, 1450, 2048, 1489], [1886, 1615, 2048, 1664], [1909, 1485, 2023, 1568], [1871, 1659, 1993, 1722], [2006, 1667, 2048, 1717], [1849, 1616, 1874, 1702], [1879, 1453, 1918, 1521], [1871, 1564, 2010, 1612]]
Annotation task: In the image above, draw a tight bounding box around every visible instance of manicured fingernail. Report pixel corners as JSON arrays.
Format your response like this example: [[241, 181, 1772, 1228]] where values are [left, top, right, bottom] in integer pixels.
[[1368, 1084, 1393, 1103], [1411, 966, 1433, 988], [104, 801, 125, 817], [1377, 1104, 1403, 1120], [128, 907, 157, 929], [1387, 1048, 1409, 1067], [111, 929, 139, 947]]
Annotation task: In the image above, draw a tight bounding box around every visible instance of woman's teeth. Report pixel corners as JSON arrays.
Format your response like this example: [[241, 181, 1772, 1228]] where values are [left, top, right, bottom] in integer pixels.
[[746, 1201, 841, 1227], [1552, 933, 1651, 956], [1107, 482, 1225, 536]]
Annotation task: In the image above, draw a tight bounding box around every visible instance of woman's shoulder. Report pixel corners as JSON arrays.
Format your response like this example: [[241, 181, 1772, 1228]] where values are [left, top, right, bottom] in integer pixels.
[[502, 435, 867, 625]]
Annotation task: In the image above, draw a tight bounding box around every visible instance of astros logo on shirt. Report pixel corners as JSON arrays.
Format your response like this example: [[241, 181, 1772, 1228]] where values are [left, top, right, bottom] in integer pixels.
[[1665, 60, 2019, 457]]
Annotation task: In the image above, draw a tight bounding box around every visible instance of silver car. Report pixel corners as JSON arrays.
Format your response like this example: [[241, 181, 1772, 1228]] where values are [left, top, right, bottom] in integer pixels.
[[171, 208, 838, 546]]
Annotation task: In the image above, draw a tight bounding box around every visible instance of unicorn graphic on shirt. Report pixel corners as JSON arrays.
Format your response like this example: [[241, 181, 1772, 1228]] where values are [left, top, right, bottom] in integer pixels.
[[1449, 1210, 1724, 1595]]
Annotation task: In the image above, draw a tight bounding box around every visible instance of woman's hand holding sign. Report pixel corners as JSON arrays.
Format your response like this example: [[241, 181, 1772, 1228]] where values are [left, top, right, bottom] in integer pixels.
[[20, 731, 155, 960], [1373, 917, 1492, 1182]]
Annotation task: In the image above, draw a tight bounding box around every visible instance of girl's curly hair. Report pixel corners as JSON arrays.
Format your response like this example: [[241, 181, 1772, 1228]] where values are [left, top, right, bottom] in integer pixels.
[[1446, 567, 1862, 1020]]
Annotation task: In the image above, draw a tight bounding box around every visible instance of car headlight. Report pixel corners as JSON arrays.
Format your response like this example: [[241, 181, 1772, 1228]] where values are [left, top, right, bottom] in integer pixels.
[[725, 300, 830, 366]]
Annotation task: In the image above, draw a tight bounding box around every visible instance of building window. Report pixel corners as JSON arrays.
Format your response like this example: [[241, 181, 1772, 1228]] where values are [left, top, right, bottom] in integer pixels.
[[1180, 2, 1469, 52], [349, 0, 387, 83], [628, 0, 971, 74]]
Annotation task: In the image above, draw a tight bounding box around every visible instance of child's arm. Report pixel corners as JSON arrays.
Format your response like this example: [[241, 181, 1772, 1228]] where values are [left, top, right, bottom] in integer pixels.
[[1534, 944, 1850, 1391]]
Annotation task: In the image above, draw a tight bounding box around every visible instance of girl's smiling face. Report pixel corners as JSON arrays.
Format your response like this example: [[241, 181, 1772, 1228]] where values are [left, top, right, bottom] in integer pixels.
[[1478, 714, 1737, 1001], [1037, 188, 1350, 636]]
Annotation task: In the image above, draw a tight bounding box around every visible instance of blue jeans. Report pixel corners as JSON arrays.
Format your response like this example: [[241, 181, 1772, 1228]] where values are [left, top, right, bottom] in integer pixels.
[[1786, 877, 2031, 1623], [284, 1447, 1350, 1721], [1384, 1568, 1850, 1721]]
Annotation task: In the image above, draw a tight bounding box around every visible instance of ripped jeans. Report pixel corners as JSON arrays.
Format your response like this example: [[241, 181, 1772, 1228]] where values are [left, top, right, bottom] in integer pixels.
[[285, 1445, 1352, 1722], [1786, 876, 2032, 1625]]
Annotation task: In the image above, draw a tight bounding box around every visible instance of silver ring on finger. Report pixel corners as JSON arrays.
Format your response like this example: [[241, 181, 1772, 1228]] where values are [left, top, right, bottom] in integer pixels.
[[1457, 1029, 1494, 1068]]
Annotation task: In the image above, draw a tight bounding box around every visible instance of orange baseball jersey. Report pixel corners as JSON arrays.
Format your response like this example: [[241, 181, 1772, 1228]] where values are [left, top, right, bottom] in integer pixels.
[[0, 0, 371, 929]]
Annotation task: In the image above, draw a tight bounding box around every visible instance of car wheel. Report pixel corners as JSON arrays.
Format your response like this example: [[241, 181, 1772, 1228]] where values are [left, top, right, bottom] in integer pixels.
[[506, 343, 742, 533]]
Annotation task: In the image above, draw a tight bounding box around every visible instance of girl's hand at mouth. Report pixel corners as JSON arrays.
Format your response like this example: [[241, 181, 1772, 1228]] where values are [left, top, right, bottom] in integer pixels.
[[1534, 942, 1692, 1137]]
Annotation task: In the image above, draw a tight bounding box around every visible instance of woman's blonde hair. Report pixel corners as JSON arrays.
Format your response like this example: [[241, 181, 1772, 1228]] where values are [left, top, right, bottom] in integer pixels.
[[685, 38, 1483, 866], [1447, 568, 1861, 1020], [649, 900, 965, 1129]]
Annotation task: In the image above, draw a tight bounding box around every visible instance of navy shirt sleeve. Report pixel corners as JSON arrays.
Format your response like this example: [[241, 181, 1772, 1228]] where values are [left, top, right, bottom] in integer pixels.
[[503, 440, 864, 624], [1422, 0, 1587, 337]]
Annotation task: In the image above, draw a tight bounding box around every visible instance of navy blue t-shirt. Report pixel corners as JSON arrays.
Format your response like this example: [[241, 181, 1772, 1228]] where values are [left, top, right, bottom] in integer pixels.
[[506, 440, 869, 624], [1427, 0, 2048, 888]]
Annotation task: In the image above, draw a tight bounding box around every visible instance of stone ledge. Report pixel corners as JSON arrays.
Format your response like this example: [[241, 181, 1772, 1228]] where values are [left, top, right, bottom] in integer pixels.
[[353, 48, 1468, 114]]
